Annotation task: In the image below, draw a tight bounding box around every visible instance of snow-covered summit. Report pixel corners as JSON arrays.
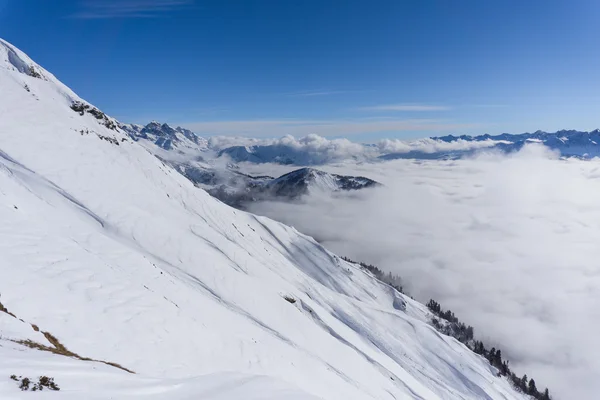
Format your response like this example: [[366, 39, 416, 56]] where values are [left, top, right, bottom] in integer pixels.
[[178, 166, 380, 209], [0, 39, 531, 400], [268, 167, 379, 196], [121, 120, 208, 154]]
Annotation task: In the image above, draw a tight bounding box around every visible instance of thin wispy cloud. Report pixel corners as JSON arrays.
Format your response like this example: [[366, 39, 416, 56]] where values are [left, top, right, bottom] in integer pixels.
[[178, 118, 478, 137], [361, 104, 451, 112], [468, 104, 509, 109], [288, 90, 348, 97], [71, 0, 194, 19]]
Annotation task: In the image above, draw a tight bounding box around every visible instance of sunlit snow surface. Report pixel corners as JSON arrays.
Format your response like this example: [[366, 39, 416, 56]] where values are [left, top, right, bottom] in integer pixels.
[[0, 38, 527, 399]]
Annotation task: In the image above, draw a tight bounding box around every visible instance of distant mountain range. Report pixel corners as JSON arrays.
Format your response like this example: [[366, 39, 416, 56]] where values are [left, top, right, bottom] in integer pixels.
[[120, 122, 600, 210], [118, 122, 380, 206], [383, 130, 600, 160], [125, 121, 600, 165], [217, 142, 370, 165], [119, 121, 208, 158]]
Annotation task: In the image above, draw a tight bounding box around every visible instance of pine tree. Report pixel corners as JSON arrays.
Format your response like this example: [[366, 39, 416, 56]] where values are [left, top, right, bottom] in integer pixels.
[[488, 347, 496, 364], [494, 349, 502, 369], [501, 360, 509, 376], [520, 374, 528, 392], [466, 325, 474, 341], [527, 378, 537, 396], [540, 388, 550, 400]]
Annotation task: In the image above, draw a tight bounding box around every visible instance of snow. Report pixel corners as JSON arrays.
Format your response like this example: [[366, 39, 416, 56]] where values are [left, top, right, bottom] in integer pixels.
[[0, 38, 529, 400], [0, 343, 319, 400]]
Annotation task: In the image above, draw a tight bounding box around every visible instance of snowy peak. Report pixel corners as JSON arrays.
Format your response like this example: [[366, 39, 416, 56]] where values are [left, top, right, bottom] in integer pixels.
[[192, 167, 380, 209], [177, 125, 203, 145], [141, 121, 178, 149], [269, 167, 379, 196], [122, 121, 207, 152]]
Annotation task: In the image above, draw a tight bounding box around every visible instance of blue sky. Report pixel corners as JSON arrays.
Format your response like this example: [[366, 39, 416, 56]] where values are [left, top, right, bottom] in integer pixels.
[[1, 0, 600, 140]]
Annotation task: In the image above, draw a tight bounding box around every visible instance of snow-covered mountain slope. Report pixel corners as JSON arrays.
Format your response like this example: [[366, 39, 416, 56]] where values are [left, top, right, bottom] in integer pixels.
[[0, 321, 319, 400], [0, 38, 529, 400]]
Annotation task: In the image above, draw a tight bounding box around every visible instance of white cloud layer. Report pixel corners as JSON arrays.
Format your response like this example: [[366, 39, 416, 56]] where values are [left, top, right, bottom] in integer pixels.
[[72, 0, 193, 19], [207, 134, 510, 164], [275, 134, 370, 158], [360, 104, 451, 111], [376, 137, 507, 154], [246, 144, 600, 400]]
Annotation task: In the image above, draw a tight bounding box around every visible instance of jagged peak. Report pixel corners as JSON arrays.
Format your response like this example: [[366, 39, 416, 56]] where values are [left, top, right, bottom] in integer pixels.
[[142, 121, 175, 132], [275, 167, 319, 178]]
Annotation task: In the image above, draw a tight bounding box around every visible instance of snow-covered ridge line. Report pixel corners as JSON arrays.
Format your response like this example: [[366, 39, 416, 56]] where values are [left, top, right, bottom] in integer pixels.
[[132, 119, 600, 165], [184, 166, 381, 209], [1, 37, 531, 399]]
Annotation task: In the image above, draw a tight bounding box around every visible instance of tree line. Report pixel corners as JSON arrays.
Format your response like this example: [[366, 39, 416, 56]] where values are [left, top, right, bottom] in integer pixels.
[[427, 299, 551, 400], [340, 256, 552, 400], [340, 256, 405, 294]]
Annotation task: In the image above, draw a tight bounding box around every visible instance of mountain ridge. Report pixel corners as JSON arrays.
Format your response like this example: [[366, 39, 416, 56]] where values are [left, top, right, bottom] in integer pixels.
[[141, 123, 600, 164], [190, 166, 380, 209]]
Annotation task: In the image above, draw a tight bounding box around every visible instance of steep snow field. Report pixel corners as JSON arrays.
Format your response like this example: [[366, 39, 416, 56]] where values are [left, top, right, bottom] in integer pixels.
[[0, 38, 528, 399]]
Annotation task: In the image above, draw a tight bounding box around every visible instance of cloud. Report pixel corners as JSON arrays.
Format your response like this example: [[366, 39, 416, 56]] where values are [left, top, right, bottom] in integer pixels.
[[376, 137, 509, 154], [207, 136, 269, 150], [360, 104, 451, 112], [71, 0, 193, 19], [206, 134, 509, 166], [245, 144, 600, 400], [287, 90, 348, 97], [179, 118, 477, 138], [209, 134, 377, 165]]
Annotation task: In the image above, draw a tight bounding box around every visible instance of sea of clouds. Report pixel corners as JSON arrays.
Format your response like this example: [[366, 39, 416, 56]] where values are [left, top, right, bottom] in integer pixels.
[[244, 144, 600, 399], [208, 133, 506, 163]]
